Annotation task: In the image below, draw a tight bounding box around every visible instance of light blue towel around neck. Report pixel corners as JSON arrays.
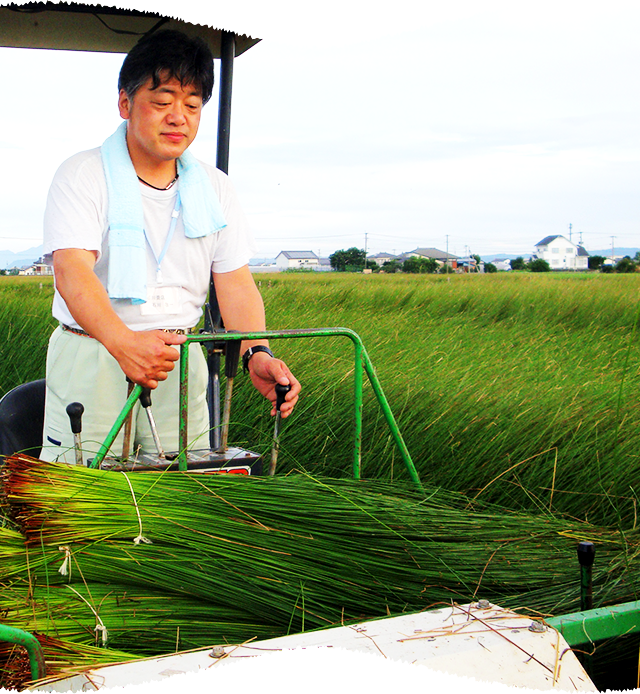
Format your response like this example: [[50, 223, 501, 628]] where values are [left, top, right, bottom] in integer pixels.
[[101, 122, 227, 304]]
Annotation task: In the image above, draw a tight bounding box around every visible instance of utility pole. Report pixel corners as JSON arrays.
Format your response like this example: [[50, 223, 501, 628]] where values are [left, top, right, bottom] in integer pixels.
[[611, 236, 616, 260], [364, 232, 368, 270], [445, 235, 449, 271], [569, 223, 572, 242]]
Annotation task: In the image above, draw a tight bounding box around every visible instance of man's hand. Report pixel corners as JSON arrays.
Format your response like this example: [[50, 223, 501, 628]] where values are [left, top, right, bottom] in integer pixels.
[[108, 330, 186, 390], [53, 249, 187, 389], [247, 350, 300, 417]]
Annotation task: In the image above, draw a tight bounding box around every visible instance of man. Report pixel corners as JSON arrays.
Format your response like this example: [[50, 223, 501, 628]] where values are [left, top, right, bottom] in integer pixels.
[[41, 30, 299, 463]]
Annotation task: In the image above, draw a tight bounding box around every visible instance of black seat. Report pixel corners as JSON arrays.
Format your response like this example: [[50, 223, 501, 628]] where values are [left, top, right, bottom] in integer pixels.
[[0, 380, 46, 459]]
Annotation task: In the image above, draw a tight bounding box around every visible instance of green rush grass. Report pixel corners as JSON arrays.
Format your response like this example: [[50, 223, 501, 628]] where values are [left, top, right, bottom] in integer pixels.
[[3, 457, 640, 623], [2, 273, 640, 526], [239, 273, 640, 526], [0, 277, 55, 395]]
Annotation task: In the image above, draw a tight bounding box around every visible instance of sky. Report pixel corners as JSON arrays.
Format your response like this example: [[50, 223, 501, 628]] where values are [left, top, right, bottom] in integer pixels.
[[1, 0, 639, 260]]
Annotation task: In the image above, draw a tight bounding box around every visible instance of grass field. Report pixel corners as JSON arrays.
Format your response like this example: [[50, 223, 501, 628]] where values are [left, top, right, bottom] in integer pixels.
[[2, 272, 640, 527]]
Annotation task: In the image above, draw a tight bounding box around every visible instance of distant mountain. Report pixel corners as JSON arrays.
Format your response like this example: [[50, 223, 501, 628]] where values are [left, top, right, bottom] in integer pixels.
[[249, 257, 277, 266], [481, 253, 531, 262], [0, 245, 44, 270], [588, 248, 639, 258]]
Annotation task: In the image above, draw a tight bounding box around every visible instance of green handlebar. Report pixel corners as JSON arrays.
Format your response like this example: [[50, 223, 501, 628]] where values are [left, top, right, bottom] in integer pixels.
[[90, 328, 422, 489], [0, 623, 46, 682]]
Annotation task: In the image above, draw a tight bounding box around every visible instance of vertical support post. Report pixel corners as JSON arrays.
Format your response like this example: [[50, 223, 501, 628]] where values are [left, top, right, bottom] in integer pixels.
[[207, 350, 222, 450], [578, 541, 595, 611], [206, 31, 236, 451], [353, 341, 363, 479], [216, 31, 235, 175], [577, 540, 595, 677], [178, 343, 190, 471]]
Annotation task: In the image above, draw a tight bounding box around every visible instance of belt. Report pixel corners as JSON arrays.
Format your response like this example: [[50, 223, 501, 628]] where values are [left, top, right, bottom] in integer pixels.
[[61, 324, 194, 338]]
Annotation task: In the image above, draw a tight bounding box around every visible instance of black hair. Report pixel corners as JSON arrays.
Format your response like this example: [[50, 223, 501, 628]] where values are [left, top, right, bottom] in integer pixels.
[[118, 30, 214, 104]]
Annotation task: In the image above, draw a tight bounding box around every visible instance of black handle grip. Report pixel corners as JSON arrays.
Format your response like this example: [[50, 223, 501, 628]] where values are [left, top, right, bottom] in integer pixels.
[[577, 541, 596, 567], [275, 383, 291, 412], [66, 402, 84, 434], [139, 388, 152, 409], [224, 339, 242, 379]]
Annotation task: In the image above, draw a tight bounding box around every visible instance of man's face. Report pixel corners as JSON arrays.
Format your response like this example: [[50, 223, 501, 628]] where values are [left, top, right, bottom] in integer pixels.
[[118, 75, 203, 170]]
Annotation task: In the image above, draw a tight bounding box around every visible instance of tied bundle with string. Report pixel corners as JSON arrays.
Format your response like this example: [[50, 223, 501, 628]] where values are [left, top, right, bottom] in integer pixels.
[[2, 455, 640, 663]]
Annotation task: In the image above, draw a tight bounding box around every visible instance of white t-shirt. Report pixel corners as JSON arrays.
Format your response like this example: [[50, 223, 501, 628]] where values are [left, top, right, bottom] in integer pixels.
[[43, 147, 256, 331]]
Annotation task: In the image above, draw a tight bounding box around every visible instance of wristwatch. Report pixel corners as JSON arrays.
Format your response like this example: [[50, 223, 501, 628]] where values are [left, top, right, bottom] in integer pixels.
[[242, 345, 274, 373]]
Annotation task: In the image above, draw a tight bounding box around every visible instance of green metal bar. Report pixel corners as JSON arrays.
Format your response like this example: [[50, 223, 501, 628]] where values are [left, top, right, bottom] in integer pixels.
[[89, 384, 143, 469], [353, 340, 363, 479], [547, 600, 640, 647], [0, 623, 46, 681], [360, 347, 421, 488], [183, 328, 422, 488], [178, 343, 190, 471], [90, 328, 420, 487]]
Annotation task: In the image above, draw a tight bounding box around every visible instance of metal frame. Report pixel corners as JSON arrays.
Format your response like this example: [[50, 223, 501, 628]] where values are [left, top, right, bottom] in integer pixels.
[[546, 600, 640, 647], [89, 328, 422, 489], [0, 623, 47, 681]]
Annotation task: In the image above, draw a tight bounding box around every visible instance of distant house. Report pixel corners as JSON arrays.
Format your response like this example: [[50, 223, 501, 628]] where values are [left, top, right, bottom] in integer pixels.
[[23, 262, 53, 276], [456, 256, 480, 273], [408, 247, 459, 269], [367, 252, 397, 267], [491, 258, 512, 271], [533, 236, 589, 271], [275, 251, 319, 270]]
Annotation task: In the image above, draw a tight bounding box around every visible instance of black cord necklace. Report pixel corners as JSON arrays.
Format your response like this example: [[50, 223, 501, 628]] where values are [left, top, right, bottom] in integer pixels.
[[137, 173, 179, 191]]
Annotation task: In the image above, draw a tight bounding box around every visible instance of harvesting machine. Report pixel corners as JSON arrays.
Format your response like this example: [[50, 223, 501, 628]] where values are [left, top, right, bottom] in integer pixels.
[[0, 3, 639, 691]]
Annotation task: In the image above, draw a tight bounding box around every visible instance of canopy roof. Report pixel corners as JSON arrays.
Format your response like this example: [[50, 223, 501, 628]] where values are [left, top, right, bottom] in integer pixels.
[[0, 2, 260, 56]]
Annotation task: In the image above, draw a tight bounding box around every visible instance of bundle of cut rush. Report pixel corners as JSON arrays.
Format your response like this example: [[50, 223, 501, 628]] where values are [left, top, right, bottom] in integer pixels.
[[2, 455, 640, 656]]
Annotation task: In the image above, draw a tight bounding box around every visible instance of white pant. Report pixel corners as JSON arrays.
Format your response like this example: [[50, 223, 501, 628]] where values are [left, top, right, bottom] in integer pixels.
[[41, 327, 210, 465]]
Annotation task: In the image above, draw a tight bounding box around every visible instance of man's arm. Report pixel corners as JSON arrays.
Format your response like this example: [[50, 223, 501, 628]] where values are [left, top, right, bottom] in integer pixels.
[[52, 248, 185, 389], [212, 265, 300, 417]]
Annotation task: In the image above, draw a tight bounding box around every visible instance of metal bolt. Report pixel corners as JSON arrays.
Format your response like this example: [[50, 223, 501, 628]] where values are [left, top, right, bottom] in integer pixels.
[[476, 600, 491, 609], [529, 621, 547, 633], [209, 646, 226, 658]]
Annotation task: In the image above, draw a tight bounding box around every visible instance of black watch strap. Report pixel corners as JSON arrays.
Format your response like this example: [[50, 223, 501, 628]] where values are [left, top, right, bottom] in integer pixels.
[[242, 345, 274, 373]]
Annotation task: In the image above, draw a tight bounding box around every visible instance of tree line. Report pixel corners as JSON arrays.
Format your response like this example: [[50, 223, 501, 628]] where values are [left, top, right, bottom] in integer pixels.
[[328, 248, 493, 274], [330, 248, 640, 274]]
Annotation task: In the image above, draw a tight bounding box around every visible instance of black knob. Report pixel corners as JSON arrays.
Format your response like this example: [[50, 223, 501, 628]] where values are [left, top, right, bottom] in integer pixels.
[[66, 402, 84, 434], [577, 541, 595, 567], [139, 388, 152, 409], [275, 384, 291, 412]]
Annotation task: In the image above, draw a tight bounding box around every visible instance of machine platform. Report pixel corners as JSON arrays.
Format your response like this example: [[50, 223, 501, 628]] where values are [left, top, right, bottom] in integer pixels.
[[36, 602, 595, 692]]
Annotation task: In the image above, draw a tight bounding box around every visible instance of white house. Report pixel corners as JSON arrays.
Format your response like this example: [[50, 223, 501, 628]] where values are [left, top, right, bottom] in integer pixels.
[[23, 262, 53, 276], [275, 251, 320, 270], [489, 258, 512, 271], [533, 236, 589, 270]]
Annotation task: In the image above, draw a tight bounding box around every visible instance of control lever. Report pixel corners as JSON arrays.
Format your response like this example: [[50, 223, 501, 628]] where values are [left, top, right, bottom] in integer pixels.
[[66, 402, 85, 466], [139, 388, 166, 459], [218, 338, 241, 452], [269, 383, 291, 476], [122, 379, 135, 460]]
